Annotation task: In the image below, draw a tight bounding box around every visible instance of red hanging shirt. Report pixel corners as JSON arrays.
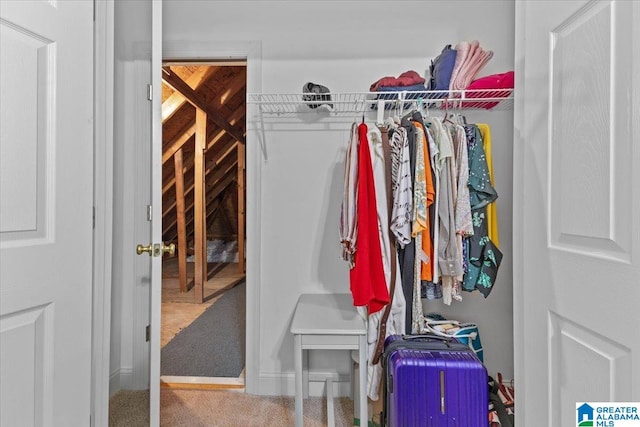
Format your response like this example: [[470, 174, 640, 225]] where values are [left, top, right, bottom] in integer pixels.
[[349, 123, 390, 315]]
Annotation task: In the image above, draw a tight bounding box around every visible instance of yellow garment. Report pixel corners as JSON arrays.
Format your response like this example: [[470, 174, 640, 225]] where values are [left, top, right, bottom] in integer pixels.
[[476, 123, 500, 247]]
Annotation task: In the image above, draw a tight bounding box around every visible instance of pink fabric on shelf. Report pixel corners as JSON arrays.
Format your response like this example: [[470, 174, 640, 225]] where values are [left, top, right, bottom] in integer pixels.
[[460, 50, 494, 89], [449, 40, 494, 92], [467, 71, 514, 91], [461, 71, 515, 109], [448, 41, 470, 94]]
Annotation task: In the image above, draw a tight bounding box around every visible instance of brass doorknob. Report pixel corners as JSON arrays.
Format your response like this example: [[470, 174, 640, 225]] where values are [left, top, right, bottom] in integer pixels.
[[136, 244, 153, 255], [162, 243, 176, 256]]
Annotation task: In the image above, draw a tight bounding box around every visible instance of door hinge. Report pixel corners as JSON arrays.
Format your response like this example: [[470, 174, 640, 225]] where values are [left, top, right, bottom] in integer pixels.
[[146, 325, 150, 342], [147, 205, 152, 221], [147, 84, 153, 101]]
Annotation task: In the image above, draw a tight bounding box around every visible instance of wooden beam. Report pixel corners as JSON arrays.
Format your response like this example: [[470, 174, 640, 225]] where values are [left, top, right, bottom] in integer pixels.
[[208, 71, 246, 112], [216, 190, 235, 235], [173, 148, 189, 293], [161, 71, 244, 168], [161, 104, 243, 195], [237, 142, 246, 273], [206, 198, 227, 230], [174, 173, 236, 247], [194, 108, 207, 304], [172, 159, 237, 238], [162, 140, 238, 217], [163, 122, 195, 164], [205, 170, 237, 205], [164, 196, 220, 245], [162, 68, 246, 145], [162, 66, 217, 122]]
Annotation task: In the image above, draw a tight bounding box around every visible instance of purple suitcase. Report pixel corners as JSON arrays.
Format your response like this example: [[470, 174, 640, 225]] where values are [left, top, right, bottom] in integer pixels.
[[383, 334, 488, 427]]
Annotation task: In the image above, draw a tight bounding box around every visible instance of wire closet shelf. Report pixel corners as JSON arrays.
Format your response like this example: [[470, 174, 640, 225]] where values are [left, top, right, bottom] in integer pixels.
[[247, 89, 513, 116]]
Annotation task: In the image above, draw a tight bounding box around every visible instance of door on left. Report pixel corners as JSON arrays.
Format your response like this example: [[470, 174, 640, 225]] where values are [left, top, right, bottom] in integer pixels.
[[0, 1, 94, 426]]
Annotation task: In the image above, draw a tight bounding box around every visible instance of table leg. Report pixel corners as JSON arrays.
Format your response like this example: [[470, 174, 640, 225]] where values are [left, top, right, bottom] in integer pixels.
[[326, 377, 335, 427], [294, 334, 303, 427], [358, 334, 368, 427], [303, 346, 309, 399]]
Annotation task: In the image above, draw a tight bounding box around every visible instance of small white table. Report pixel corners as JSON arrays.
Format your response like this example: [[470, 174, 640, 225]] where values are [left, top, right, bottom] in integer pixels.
[[290, 293, 368, 427]]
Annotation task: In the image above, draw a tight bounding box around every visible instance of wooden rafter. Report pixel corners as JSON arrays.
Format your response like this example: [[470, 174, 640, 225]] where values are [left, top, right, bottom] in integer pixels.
[[194, 108, 207, 304], [163, 122, 196, 164], [161, 77, 245, 165], [162, 139, 238, 218], [173, 148, 189, 293], [162, 67, 246, 145], [162, 66, 217, 123], [162, 151, 238, 242], [204, 171, 236, 206], [237, 143, 246, 273], [166, 172, 236, 245], [161, 103, 244, 194], [207, 71, 246, 113]]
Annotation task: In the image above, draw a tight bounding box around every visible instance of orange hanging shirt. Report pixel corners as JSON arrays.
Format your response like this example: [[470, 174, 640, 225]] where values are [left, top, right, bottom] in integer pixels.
[[412, 122, 436, 281]]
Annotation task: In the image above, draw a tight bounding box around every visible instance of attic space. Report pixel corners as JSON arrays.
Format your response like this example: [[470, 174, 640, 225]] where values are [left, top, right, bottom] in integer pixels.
[[161, 63, 247, 302]]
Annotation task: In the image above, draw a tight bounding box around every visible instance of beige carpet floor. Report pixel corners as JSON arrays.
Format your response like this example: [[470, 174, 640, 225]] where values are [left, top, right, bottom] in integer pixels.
[[109, 389, 357, 427]]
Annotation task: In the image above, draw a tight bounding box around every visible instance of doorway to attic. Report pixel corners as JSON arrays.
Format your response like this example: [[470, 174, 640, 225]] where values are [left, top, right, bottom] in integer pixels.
[[159, 62, 247, 385]]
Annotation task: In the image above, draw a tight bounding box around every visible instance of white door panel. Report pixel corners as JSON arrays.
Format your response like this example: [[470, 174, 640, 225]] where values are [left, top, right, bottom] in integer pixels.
[[0, 1, 93, 426], [113, 0, 162, 425], [515, 0, 640, 425], [150, 2, 163, 425]]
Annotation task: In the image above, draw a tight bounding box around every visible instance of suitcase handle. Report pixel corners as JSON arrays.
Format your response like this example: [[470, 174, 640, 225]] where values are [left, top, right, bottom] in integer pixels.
[[402, 334, 455, 347]]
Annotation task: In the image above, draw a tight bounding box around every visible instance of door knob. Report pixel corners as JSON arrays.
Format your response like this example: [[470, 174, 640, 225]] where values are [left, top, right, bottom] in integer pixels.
[[136, 244, 153, 255], [136, 243, 175, 256], [162, 243, 176, 256]]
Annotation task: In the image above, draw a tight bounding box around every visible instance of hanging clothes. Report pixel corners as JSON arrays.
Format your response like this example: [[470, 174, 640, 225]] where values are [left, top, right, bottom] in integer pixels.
[[348, 123, 389, 314], [367, 125, 406, 336], [462, 124, 503, 297], [396, 118, 418, 334], [389, 126, 412, 248], [340, 123, 359, 267], [476, 123, 500, 247], [411, 121, 435, 282], [340, 121, 407, 400], [448, 122, 473, 301], [409, 121, 436, 332], [389, 125, 415, 334], [340, 107, 504, 339]]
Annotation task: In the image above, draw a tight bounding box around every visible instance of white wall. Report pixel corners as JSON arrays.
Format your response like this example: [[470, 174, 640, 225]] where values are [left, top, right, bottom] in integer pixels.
[[159, 0, 515, 396]]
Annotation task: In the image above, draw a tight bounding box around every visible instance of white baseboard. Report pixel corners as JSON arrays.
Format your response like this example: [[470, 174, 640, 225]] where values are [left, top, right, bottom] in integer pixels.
[[255, 371, 352, 398], [111, 369, 353, 398], [109, 367, 134, 397]]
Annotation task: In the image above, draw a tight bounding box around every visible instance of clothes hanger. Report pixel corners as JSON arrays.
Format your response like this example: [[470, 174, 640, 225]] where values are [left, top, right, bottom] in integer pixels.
[[384, 116, 397, 129], [392, 98, 401, 125], [357, 99, 365, 124], [376, 100, 386, 127], [443, 98, 454, 124], [417, 97, 424, 118]]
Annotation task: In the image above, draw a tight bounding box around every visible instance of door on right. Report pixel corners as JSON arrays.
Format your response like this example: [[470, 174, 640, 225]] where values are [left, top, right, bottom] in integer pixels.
[[515, 0, 640, 425]]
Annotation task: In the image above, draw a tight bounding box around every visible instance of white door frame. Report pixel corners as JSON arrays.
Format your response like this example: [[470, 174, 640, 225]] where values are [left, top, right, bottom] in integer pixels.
[[161, 39, 263, 394], [512, 1, 525, 424], [92, 1, 115, 426], [90, 30, 266, 426]]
